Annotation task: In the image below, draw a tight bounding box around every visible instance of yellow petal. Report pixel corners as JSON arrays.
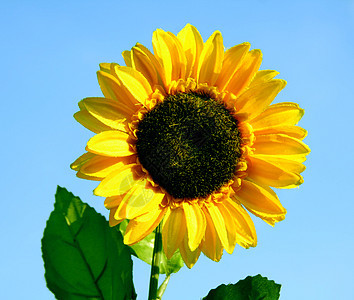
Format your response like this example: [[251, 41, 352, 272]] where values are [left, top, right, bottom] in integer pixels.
[[247, 155, 304, 188], [124, 208, 166, 245], [115, 181, 165, 220], [226, 49, 262, 97], [74, 110, 112, 133], [197, 31, 224, 86], [162, 207, 186, 259], [152, 29, 186, 86], [99, 62, 119, 75], [99, 63, 111, 73], [253, 133, 311, 156], [122, 50, 132, 67], [134, 43, 165, 86], [223, 198, 257, 248], [79, 155, 136, 178], [233, 179, 286, 226], [205, 204, 229, 252], [113, 65, 152, 104], [250, 102, 305, 129], [216, 203, 237, 254], [253, 153, 308, 164], [254, 125, 308, 140], [80, 97, 135, 131], [94, 164, 138, 197], [109, 206, 123, 227], [70, 152, 96, 171], [179, 232, 201, 269], [167, 32, 187, 79], [177, 23, 204, 79], [86, 130, 134, 157], [200, 207, 223, 261], [215, 42, 250, 91], [81, 96, 134, 118], [249, 70, 279, 87], [131, 46, 159, 88], [250, 154, 306, 174], [96, 70, 140, 111], [235, 79, 287, 120], [182, 202, 206, 251], [76, 171, 102, 181], [104, 195, 124, 210]]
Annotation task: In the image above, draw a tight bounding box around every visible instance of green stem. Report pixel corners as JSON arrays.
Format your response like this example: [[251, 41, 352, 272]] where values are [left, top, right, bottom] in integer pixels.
[[148, 223, 162, 300]]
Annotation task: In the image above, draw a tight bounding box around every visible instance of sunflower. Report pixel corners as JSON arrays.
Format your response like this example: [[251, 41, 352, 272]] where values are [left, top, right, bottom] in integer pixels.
[[71, 24, 310, 268]]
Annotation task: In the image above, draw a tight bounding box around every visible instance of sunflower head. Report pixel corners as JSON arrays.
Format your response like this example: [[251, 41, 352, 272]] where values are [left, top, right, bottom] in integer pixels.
[[71, 24, 310, 268]]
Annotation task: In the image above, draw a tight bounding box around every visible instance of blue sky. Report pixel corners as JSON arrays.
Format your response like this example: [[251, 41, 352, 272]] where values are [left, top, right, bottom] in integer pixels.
[[1, 0, 353, 299]]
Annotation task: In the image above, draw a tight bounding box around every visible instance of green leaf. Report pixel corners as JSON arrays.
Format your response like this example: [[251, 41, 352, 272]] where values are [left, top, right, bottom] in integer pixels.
[[203, 274, 281, 300], [118, 220, 184, 275], [42, 186, 136, 300]]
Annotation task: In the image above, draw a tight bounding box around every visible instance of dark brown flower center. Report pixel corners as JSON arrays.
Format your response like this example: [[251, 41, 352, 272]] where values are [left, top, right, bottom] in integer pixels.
[[136, 92, 242, 199]]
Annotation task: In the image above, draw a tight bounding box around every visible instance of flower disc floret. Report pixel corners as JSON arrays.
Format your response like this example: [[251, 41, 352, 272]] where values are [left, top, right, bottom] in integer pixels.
[[136, 92, 242, 199]]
